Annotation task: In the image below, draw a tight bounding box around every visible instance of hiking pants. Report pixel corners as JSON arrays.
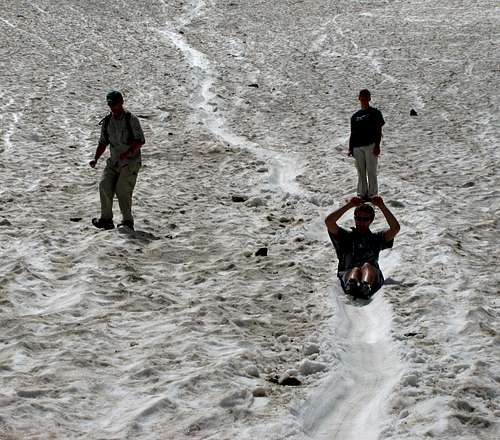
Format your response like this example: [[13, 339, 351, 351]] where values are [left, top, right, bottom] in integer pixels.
[[99, 162, 141, 223], [353, 143, 378, 198]]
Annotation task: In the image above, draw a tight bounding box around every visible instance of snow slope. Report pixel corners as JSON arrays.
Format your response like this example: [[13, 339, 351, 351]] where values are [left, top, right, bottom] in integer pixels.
[[0, 0, 498, 439]]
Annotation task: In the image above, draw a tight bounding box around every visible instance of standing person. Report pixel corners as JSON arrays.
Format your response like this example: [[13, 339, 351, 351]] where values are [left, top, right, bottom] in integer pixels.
[[325, 196, 400, 298], [349, 89, 385, 200], [89, 91, 145, 231]]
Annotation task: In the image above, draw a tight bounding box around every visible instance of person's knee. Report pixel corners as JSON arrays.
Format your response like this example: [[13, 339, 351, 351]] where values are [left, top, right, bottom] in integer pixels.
[[348, 267, 362, 279], [99, 180, 114, 196]]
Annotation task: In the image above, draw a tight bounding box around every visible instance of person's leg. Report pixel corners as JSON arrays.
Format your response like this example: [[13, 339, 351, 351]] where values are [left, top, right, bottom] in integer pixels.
[[366, 265, 385, 294], [115, 163, 140, 225], [365, 144, 379, 197], [352, 147, 368, 199], [99, 165, 119, 220], [360, 262, 378, 285], [347, 267, 363, 283], [342, 267, 369, 297]]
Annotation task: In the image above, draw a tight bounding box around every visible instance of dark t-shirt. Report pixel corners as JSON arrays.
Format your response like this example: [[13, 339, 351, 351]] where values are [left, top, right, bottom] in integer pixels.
[[350, 107, 385, 148], [328, 227, 393, 274]]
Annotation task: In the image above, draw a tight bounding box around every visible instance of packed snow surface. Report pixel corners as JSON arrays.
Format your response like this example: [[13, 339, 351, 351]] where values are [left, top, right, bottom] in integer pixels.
[[0, 0, 498, 439]]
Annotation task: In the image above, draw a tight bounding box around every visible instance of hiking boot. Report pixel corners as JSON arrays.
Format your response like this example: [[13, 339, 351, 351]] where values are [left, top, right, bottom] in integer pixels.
[[117, 220, 134, 230], [92, 218, 115, 230], [359, 281, 372, 298], [345, 279, 359, 295]]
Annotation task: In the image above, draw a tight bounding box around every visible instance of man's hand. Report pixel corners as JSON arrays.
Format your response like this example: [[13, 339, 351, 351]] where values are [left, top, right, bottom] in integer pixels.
[[326, 197, 361, 234], [371, 196, 400, 241], [91, 143, 107, 167], [373, 145, 380, 157], [350, 196, 363, 207], [369, 195, 384, 207]]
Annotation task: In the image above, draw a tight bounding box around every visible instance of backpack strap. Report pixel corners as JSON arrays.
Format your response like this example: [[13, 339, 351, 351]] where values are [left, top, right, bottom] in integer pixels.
[[98, 111, 134, 144], [124, 110, 134, 142], [98, 113, 112, 145]]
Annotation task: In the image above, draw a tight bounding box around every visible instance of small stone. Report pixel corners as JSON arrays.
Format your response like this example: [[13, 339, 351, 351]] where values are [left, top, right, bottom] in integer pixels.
[[69, 217, 82, 222], [277, 334, 289, 344], [246, 365, 260, 378], [255, 247, 268, 257], [387, 200, 405, 208], [252, 387, 268, 397], [278, 369, 301, 386], [410, 109, 418, 116], [248, 83, 259, 88], [231, 195, 248, 203], [279, 376, 301, 386]]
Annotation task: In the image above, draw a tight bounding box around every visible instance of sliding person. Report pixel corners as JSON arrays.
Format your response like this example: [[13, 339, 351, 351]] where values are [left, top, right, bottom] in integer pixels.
[[325, 196, 400, 298]]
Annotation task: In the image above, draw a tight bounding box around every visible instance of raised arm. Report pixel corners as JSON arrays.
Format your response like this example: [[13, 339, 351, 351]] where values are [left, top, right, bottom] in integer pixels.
[[325, 197, 362, 234], [370, 196, 400, 241]]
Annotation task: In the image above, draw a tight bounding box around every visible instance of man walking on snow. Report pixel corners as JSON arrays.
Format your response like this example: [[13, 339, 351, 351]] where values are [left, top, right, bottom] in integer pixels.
[[89, 91, 145, 231], [325, 196, 400, 299], [349, 89, 385, 200]]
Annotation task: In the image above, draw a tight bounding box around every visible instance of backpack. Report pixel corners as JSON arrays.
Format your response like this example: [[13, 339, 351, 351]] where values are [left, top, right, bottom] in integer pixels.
[[98, 110, 133, 144]]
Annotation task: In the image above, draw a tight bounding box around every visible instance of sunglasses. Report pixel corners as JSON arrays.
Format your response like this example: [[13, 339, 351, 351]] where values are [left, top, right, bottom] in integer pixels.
[[355, 216, 371, 222]]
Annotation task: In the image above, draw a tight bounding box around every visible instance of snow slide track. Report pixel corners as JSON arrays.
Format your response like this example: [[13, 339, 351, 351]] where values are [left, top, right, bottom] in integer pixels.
[[160, 2, 403, 438], [303, 289, 403, 440], [160, 0, 304, 196]]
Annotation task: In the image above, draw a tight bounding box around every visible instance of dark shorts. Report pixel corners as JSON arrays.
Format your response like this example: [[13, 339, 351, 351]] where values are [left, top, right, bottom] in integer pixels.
[[338, 267, 385, 294]]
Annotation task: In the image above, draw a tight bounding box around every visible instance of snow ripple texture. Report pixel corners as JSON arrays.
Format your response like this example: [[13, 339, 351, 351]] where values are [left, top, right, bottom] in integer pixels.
[[0, 0, 498, 439]]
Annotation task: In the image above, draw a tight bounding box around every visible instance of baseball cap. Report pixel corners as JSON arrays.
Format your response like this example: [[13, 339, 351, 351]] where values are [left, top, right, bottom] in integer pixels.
[[106, 90, 123, 105]]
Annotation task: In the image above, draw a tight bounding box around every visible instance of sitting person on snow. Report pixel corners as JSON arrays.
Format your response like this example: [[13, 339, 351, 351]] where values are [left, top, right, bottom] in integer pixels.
[[325, 196, 400, 298]]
